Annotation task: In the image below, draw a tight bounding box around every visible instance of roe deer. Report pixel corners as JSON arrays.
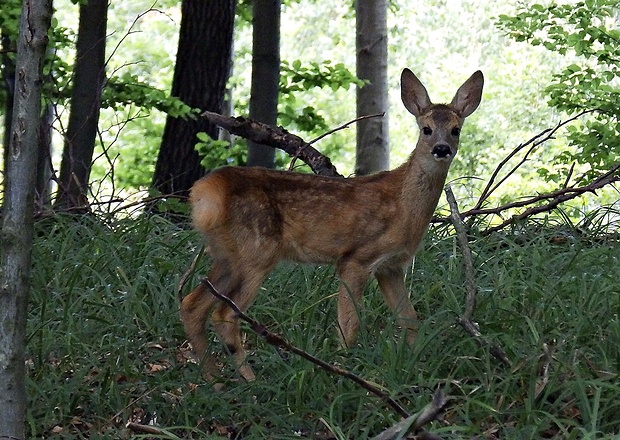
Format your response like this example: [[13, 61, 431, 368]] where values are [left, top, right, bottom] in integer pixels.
[[181, 68, 484, 382]]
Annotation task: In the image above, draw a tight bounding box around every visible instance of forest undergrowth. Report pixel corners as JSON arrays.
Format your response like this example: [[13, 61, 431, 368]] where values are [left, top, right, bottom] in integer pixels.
[[27, 208, 620, 439]]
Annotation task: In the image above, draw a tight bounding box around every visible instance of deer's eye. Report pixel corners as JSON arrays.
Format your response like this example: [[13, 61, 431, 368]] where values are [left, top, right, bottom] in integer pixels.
[[451, 127, 461, 137], [422, 127, 432, 136]]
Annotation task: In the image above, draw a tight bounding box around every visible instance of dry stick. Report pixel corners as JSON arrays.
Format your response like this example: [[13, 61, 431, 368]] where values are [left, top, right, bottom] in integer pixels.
[[371, 388, 449, 440], [126, 422, 181, 438], [445, 185, 511, 366], [177, 246, 205, 302], [196, 277, 410, 419]]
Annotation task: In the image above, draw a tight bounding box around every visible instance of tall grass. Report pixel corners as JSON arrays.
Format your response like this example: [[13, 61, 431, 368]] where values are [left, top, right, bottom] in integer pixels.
[[27, 213, 620, 438]]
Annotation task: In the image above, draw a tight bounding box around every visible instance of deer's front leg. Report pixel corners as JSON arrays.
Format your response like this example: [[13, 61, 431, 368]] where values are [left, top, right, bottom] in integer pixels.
[[375, 265, 418, 345], [337, 262, 371, 348]]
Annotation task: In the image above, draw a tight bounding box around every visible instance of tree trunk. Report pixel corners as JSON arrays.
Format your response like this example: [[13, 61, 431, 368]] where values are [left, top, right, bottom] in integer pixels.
[[54, 0, 108, 209], [35, 102, 53, 209], [151, 0, 236, 198], [246, 0, 281, 168], [2, 31, 16, 185], [0, 1, 52, 438], [355, 0, 389, 176]]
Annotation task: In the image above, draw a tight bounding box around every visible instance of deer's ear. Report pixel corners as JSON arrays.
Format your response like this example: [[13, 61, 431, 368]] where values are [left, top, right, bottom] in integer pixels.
[[401, 68, 431, 117], [450, 70, 484, 118]]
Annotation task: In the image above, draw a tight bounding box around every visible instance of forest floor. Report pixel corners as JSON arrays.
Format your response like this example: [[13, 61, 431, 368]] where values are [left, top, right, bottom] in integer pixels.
[[27, 212, 620, 439]]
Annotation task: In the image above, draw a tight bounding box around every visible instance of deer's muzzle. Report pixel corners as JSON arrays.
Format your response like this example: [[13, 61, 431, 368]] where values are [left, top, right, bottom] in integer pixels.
[[431, 144, 452, 160]]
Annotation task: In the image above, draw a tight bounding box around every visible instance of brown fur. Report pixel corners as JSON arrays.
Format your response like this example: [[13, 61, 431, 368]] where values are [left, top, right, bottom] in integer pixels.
[[180, 68, 484, 383]]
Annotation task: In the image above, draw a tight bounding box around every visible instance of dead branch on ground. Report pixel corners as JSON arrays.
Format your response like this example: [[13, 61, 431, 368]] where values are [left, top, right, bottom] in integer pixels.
[[445, 185, 511, 366], [126, 422, 180, 438]]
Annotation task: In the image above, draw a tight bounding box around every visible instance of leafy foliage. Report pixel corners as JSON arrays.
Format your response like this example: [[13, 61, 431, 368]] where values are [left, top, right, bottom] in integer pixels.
[[195, 132, 247, 169], [497, 0, 620, 182], [278, 60, 364, 133], [103, 74, 197, 119]]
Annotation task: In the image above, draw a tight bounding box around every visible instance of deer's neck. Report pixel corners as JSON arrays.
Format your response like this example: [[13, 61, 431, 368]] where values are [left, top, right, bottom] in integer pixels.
[[400, 149, 450, 221]]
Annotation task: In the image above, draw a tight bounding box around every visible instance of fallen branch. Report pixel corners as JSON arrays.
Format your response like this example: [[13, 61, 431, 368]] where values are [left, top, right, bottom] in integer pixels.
[[196, 277, 410, 418], [371, 388, 449, 440], [445, 185, 511, 366], [201, 111, 342, 177]]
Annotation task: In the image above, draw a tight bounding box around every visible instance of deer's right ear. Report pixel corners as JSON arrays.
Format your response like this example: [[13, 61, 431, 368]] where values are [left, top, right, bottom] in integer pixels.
[[401, 68, 431, 117]]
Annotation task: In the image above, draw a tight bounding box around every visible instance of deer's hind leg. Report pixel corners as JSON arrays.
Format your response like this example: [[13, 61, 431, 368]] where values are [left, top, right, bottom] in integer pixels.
[[180, 259, 239, 381], [210, 259, 275, 382]]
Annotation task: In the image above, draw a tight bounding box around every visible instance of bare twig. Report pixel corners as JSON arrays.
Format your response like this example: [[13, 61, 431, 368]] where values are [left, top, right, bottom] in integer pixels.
[[562, 162, 576, 190], [473, 109, 597, 210], [431, 162, 620, 232], [109, 194, 187, 216], [288, 112, 383, 171], [371, 388, 449, 440], [177, 247, 205, 302], [197, 277, 410, 418], [445, 185, 511, 366], [309, 113, 384, 145], [446, 185, 477, 322], [480, 162, 619, 235]]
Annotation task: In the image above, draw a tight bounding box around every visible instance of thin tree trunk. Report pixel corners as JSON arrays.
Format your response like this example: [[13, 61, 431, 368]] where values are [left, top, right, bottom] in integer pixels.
[[355, 0, 389, 176], [246, 0, 281, 168], [2, 31, 16, 185], [54, 0, 108, 209], [0, 1, 52, 437], [151, 0, 236, 198], [35, 102, 53, 209]]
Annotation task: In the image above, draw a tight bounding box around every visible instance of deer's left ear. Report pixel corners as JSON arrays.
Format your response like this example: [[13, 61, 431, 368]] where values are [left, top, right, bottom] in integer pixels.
[[450, 70, 484, 118]]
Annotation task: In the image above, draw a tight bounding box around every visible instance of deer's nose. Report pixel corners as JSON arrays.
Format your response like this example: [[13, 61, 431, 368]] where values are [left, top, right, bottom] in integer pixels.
[[432, 144, 452, 159]]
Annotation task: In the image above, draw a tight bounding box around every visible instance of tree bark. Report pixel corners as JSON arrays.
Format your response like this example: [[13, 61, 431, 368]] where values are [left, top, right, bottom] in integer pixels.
[[2, 31, 16, 184], [54, 0, 108, 209], [246, 0, 281, 168], [355, 0, 389, 176], [35, 102, 53, 209], [151, 0, 236, 197], [0, 1, 52, 438]]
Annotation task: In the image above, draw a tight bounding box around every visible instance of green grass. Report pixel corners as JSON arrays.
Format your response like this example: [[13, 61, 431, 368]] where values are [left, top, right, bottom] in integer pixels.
[[26, 213, 620, 438]]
